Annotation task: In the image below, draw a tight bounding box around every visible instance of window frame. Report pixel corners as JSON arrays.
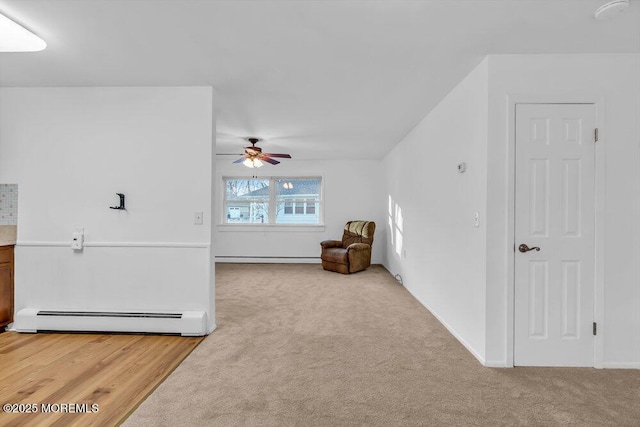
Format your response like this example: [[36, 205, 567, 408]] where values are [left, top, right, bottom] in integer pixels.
[[221, 176, 324, 227]]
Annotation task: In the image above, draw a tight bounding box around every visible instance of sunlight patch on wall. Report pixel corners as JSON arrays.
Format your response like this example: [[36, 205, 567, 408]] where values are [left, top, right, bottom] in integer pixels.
[[388, 194, 404, 257], [388, 195, 395, 246]]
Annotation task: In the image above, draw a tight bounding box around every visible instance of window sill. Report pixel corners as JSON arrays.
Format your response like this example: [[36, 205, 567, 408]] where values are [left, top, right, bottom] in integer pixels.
[[217, 224, 326, 232]]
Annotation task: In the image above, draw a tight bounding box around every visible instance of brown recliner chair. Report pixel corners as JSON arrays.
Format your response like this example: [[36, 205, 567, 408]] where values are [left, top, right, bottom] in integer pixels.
[[320, 221, 376, 274]]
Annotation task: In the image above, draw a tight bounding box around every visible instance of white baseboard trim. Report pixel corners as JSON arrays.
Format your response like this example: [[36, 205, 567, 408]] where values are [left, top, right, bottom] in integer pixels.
[[207, 323, 218, 334], [216, 256, 321, 264], [402, 283, 487, 367], [379, 264, 488, 366], [484, 360, 510, 368], [602, 362, 640, 369]]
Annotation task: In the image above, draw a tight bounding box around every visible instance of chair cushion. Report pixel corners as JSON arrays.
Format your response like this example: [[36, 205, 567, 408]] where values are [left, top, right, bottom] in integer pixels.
[[342, 221, 376, 248], [321, 247, 348, 264]]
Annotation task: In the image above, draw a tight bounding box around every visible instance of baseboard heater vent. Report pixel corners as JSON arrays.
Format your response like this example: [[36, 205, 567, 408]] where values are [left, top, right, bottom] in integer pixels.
[[37, 311, 183, 319], [15, 308, 207, 336]]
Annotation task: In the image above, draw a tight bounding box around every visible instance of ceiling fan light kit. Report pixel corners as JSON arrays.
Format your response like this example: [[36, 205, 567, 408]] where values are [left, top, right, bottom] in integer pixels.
[[243, 158, 263, 168], [594, 0, 629, 20], [233, 137, 292, 168]]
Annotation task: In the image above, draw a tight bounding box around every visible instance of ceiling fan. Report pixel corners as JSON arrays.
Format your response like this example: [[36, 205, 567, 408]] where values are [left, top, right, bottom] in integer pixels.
[[232, 137, 292, 168]]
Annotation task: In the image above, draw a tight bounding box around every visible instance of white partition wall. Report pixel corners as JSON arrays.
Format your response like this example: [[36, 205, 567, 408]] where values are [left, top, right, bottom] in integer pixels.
[[382, 58, 490, 363], [0, 87, 216, 333]]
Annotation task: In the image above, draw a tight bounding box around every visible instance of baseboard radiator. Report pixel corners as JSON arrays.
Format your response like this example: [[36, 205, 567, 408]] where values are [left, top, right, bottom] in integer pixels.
[[14, 308, 207, 336]]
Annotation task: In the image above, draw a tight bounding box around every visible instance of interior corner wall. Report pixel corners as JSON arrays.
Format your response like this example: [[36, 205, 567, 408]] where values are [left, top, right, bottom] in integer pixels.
[[382, 58, 489, 363], [485, 54, 640, 368], [0, 87, 216, 330], [214, 159, 386, 264], [208, 91, 217, 332]]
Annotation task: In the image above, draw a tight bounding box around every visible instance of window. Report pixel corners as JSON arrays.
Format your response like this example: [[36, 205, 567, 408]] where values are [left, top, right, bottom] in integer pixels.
[[224, 179, 270, 223], [223, 177, 322, 225]]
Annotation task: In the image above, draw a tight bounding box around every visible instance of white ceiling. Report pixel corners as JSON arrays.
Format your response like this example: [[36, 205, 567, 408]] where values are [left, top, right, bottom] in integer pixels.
[[0, 0, 638, 160]]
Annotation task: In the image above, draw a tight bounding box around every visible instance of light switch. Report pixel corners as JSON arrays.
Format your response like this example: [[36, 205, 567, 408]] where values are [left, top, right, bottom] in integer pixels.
[[194, 211, 203, 225]]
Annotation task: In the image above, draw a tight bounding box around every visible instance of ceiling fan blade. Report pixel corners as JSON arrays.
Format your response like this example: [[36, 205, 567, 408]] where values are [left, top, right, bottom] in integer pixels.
[[261, 157, 280, 165], [217, 153, 243, 156], [262, 153, 292, 158], [232, 157, 246, 164]]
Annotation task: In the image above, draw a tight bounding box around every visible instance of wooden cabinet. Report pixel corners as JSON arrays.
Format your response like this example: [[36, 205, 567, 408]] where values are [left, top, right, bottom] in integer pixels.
[[0, 245, 14, 329]]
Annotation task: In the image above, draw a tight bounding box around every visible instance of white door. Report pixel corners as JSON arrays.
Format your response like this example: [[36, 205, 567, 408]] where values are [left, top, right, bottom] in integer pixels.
[[514, 103, 596, 367]]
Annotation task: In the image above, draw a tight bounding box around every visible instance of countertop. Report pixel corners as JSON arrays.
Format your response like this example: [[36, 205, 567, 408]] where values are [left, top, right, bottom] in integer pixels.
[[0, 226, 16, 246]]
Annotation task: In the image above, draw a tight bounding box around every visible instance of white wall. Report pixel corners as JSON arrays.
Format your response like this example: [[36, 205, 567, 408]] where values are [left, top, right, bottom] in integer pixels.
[[382, 58, 489, 363], [0, 87, 216, 331], [484, 54, 640, 368], [382, 54, 640, 369], [215, 159, 385, 264]]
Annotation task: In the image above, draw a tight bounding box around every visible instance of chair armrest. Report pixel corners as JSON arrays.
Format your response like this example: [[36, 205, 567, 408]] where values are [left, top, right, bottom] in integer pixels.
[[347, 243, 371, 252], [320, 240, 343, 249]]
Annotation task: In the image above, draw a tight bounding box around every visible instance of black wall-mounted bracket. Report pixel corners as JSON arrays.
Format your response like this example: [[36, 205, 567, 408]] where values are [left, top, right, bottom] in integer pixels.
[[110, 193, 126, 210]]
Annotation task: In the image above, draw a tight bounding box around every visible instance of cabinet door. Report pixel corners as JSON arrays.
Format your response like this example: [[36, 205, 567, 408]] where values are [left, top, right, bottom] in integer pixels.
[[0, 263, 12, 326]]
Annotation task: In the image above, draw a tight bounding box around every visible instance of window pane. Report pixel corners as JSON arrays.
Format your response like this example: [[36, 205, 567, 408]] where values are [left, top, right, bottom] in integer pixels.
[[275, 179, 320, 201], [225, 179, 270, 200], [226, 201, 268, 223], [275, 178, 321, 224], [225, 179, 270, 223]]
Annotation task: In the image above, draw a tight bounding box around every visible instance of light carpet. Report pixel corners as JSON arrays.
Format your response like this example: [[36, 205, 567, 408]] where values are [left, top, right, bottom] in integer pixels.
[[124, 263, 640, 426]]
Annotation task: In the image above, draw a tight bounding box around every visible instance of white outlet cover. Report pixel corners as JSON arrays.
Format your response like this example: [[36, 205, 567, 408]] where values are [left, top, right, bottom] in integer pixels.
[[194, 211, 204, 225]]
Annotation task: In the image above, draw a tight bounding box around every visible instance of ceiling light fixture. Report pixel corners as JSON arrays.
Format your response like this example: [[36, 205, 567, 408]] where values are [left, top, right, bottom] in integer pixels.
[[0, 12, 46, 52], [594, 0, 629, 20], [243, 158, 263, 168]]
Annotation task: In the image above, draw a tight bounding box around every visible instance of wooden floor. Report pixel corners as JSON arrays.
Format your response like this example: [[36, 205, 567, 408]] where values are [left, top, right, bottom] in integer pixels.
[[0, 331, 202, 427]]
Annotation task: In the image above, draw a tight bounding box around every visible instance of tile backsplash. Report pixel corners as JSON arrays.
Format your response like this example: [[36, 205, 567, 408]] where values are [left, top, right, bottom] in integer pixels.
[[0, 184, 18, 225]]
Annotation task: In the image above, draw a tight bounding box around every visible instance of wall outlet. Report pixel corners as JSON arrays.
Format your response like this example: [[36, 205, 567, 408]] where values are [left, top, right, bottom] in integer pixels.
[[71, 227, 84, 250], [194, 211, 203, 225], [474, 212, 479, 227]]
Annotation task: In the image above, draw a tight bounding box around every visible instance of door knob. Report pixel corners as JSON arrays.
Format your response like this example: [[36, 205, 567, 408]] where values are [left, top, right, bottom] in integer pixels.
[[519, 244, 540, 253]]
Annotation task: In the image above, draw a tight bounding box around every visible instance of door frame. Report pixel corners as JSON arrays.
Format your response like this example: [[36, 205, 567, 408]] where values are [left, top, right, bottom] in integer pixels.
[[506, 94, 606, 368]]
